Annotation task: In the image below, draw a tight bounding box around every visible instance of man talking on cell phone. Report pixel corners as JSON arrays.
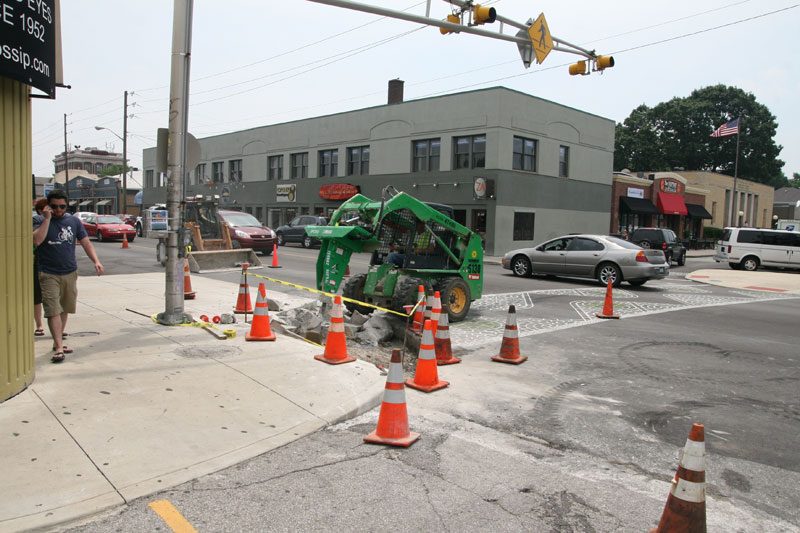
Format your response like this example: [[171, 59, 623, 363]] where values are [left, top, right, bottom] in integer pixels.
[[33, 190, 104, 364]]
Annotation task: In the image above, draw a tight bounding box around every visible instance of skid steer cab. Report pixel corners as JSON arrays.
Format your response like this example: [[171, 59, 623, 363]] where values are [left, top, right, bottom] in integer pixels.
[[305, 187, 483, 322], [154, 195, 261, 273]]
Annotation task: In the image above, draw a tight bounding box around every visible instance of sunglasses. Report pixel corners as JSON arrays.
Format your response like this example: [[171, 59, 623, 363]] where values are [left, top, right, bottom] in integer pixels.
[[49, 204, 67, 209]]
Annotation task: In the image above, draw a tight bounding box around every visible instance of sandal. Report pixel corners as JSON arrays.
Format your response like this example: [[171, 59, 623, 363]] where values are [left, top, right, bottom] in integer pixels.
[[54, 345, 74, 354], [62, 332, 69, 337], [51, 351, 65, 363], [35, 328, 45, 336]]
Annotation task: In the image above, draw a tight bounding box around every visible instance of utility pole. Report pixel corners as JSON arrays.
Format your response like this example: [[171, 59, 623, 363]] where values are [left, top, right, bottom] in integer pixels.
[[157, 0, 194, 325], [63, 113, 69, 209], [122, 90, 128, 214]]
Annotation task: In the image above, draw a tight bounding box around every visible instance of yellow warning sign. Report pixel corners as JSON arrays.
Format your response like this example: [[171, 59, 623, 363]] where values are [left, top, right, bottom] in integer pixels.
[[528, 13, 553, 64]]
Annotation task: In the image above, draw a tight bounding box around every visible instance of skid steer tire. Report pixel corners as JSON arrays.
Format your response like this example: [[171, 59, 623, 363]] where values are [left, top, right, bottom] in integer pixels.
[[436, 277, 471, 322], [342, 274, 374, 316], [391, 277, 431, 315]]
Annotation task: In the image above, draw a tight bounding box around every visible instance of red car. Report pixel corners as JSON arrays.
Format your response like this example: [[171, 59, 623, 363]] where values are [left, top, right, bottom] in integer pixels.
[[116, 213, 138, 227], [218, 210, 276, 254], [82, 214, 136, 242]]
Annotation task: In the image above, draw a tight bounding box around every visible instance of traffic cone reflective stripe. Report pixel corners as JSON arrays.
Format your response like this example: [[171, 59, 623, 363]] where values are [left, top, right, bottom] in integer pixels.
[[268, 244, 281, 268], [651, 423, 706, 533], [435, 304, 460, 365], [122, 233, 129, 249], [315, 295, 355, 364], [595, 279, 620, 319], [183, 260, 196, 300], [364, 349, 420, 447], [492, 305, 528, 364], [406, 320, 449, 392], [246, 283, 276, 341], [411, 285, 426, 332], [430, 291, 441, 328], [233, 264, 254, 314]]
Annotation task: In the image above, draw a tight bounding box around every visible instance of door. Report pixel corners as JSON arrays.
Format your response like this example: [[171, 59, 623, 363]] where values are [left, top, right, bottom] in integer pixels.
[[530, 237, 571, 274], [564, 237, 606, 276]]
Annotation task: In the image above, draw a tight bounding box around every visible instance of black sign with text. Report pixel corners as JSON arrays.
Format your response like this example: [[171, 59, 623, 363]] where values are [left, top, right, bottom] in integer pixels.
[[1, 0, 57, 95]]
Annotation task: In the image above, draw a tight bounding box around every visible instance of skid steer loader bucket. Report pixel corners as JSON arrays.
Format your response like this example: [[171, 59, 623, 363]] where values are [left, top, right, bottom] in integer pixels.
[[187, 249, 263, 273]]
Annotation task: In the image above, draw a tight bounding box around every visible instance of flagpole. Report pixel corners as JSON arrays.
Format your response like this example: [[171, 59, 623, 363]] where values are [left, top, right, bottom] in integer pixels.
[[731, 115, 741, 226]]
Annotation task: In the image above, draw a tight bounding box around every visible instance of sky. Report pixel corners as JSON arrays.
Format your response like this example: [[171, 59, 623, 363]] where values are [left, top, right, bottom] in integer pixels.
[[31, 0, 800, 185]]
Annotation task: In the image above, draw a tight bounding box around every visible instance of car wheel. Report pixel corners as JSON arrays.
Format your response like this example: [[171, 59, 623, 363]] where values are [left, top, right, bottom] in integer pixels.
[[435, 277, 471, 322], [511, 255, 532, 277], [740, 256, 759, 271], [136, 224, 142, 237], [639, 240, 651, 249], [597, 263, 622, 287], [97, 231, 104, 242], [628, 279, 647, 286], [302, 235, 313, 249], [277, 233, 285, 246], [677, 251, 686, 266]]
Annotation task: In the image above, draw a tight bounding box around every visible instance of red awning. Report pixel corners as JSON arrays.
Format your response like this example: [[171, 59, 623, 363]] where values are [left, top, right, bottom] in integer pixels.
[[656, 192, 688, 215]]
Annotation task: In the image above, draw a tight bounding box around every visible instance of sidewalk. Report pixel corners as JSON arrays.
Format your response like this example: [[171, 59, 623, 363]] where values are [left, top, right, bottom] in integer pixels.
[[0, 273, 384, 533]]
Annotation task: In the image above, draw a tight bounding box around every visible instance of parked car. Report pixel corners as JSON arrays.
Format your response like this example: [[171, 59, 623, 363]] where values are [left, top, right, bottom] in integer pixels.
[[275, 215, 328, 248], [501, 234, 669, 287], [713, 227, 800, 271], [116, 213, 137, 227], [217, 209, 277, 254], [81, 214, 136, 242], [629, 227, 686, 266]]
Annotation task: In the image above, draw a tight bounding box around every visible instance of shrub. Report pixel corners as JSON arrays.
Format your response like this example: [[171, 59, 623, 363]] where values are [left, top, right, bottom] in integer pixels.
[[703, 226, 723, 240]]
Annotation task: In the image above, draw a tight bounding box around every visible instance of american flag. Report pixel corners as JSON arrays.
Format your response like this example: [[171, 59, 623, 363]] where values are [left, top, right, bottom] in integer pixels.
[[710, 119, 739, 138]]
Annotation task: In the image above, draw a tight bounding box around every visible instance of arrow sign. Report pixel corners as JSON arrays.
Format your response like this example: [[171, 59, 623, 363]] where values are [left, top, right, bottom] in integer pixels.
[[528, 13, 553, 64]]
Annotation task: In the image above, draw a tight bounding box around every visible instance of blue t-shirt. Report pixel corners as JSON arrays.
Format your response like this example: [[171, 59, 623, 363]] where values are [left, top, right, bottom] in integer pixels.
[[33, 214, 88, 275]]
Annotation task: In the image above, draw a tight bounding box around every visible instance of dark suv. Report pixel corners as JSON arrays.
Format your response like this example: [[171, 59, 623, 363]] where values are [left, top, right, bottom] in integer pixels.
[[275, 215, 328, 248], [630, 227, 686, 266]]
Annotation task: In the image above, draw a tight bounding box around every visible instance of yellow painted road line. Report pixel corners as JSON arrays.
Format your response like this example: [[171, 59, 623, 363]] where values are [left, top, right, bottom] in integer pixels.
[[148, 500, 198, 533]]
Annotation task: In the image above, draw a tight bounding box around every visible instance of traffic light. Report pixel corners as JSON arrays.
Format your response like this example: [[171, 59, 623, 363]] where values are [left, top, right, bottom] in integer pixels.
[[473, 5, 496, 25], [440, 13, 461, 35], [568, 61, 587, 76], [596, 55, 615, 70]]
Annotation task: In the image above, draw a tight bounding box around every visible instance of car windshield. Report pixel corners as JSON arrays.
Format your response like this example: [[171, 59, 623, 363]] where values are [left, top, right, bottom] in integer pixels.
[[606, 237, 641, 249], [223, 212, 262, 227], [98, 215, 124, 224]]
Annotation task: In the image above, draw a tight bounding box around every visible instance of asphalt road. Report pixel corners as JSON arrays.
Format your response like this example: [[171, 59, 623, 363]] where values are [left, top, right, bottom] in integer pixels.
[[66, 237, 800, 531]]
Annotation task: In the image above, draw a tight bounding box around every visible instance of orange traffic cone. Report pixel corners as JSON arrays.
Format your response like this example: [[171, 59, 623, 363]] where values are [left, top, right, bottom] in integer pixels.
[[424, 291, 433, 323], [343, 265, 351, 277], [246, 283, 276, 341], [651, 423, 706, 533], [596, 279, 620, 319], [315, 295, 355, 364], [411, 285, 426, 333], [233, 263, 254, 314], [435, 304, 460, 365], [406, 320, 449, 392], [429, 291, 442, 328], [492, 305, 528, 364], [122, 233, 129, 249], [268, 243, 281, 268], [183, 260, 196, 300], [364, 348, 420, 447]]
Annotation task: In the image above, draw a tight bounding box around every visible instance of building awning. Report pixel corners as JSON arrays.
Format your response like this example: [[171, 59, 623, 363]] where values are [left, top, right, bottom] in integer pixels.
[[96, 200, 112, 206], [619, 196, 659, 215], [686, 203, 712, 219], [78, 200, 93, 207], [69, 200, 78, 206], [656, 192, 688, 216]]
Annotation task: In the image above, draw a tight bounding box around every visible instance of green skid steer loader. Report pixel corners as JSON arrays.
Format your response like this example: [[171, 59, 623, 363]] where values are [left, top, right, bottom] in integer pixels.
[[305, 187, 484, 322]]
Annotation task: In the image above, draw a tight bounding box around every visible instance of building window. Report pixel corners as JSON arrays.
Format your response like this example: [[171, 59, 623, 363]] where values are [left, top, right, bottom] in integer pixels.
[[454, 134, 486, 169], [291, 152, 308, 179], [513, 136, 537, 172], [212, 162, 224, 183], [229, 159, 242, 182], [195, 163, 206, 184], [347, 146, 370, 176], [268, 155, 283, 180], [412, 139, 440, 172], [559, 146, 569, 177], [513, 212, 535, 240], [319, 149, 338, 178], [145, 170, 154, 188]]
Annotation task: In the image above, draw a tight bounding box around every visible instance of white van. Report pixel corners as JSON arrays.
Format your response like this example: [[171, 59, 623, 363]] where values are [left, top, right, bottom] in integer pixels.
[[714, 227, 800, 271]]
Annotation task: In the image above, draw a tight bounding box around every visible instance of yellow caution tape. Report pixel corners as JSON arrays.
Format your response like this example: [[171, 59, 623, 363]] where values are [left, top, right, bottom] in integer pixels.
[[149, 314, 226, 332]]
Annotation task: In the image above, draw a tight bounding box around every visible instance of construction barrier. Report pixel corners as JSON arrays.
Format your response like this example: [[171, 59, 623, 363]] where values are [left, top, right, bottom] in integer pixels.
[[233, 263, 254, 314], [364, 348, 420, 447], [435, 304, 460, 365], [492, 305, 528, 364], [406, 319, 449, 392], [122, 233, 129, 249], [411, 285, 426, 332], [246, 283, 276, 341], [268, 243, 281, 268], [183, 260, 196, 300], [596, 279, 620, 319], [314, 295, 355, 364]]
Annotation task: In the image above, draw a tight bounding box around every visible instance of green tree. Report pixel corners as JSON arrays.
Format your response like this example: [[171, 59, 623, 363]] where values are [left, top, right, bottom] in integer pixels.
[[614, 85, 785, 187], [99, 163, 130, 177]]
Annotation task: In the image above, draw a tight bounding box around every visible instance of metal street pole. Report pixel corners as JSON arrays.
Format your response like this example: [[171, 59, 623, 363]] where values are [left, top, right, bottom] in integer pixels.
[[122, 90, 128, 214], [157, 0, 194, 325], [63, 113, 70, 208]]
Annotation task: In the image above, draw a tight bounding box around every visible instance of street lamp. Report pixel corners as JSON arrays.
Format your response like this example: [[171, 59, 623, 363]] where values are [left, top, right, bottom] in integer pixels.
[[738, 210, 744, 227], [773, 214, 779, 229], [95, 125, 128, 214]]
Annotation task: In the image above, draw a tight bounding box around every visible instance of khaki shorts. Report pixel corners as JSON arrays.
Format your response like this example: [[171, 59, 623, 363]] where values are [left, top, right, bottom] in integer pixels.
[[39, 271, 78, 317]]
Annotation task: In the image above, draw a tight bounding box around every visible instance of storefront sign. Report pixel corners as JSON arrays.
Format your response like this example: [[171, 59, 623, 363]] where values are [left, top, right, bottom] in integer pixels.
[[627, 187, 644, 199], [277, 184, 296, 203], [319, 183, 358, 201], [1, 0, 60, 96], [659, 179, 682, 194], [474, 177, 487, 199]]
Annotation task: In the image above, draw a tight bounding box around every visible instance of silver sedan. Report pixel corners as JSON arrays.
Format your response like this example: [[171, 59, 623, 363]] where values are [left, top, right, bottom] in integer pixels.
[[501, 234, 669, 287]]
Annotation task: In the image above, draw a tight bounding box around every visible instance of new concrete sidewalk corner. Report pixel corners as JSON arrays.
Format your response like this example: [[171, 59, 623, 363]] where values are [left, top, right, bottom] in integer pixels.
[[0, 273, 385, 532]]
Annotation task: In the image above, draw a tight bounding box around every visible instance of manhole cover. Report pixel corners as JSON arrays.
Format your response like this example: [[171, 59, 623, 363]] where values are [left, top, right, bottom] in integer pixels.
[[175, 345, 242, 359]]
